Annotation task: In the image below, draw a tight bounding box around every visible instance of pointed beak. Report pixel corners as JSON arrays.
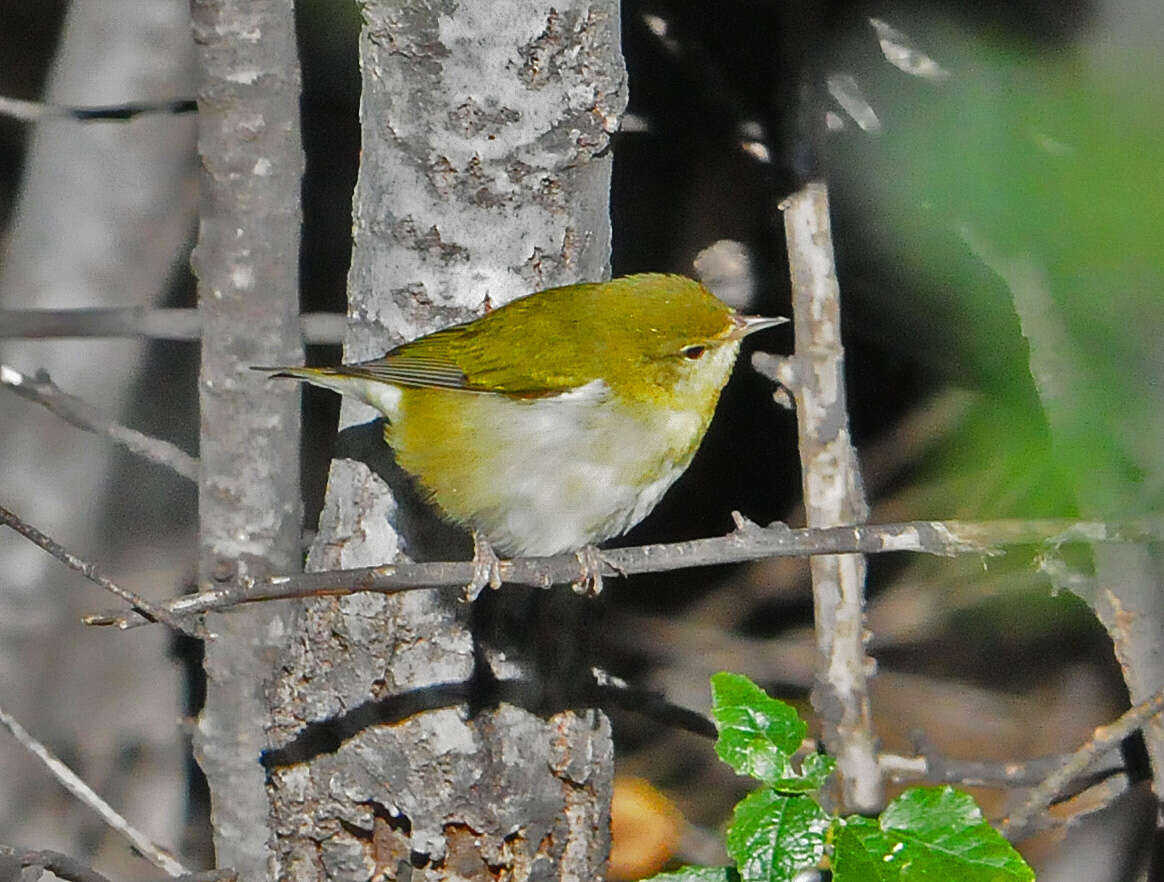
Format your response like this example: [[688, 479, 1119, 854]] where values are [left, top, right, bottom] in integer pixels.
[[729, 313, 788, 340]]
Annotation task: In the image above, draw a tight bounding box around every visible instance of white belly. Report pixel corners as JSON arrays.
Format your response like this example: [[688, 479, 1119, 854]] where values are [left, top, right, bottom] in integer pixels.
[[399, 380, 708, 556]]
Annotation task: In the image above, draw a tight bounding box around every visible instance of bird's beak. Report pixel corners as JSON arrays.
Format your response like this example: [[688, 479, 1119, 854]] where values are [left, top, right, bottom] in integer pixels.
[[729, 313, 788, 340]]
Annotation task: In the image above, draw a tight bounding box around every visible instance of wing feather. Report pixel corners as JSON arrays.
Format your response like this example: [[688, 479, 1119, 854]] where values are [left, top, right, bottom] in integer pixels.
[[341, 356, 468, 390]]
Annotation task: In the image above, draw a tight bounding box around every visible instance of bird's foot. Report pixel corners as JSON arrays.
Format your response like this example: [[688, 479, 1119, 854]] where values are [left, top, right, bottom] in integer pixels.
[[465, 531, 503, 602], [571, 545, 609, 596]]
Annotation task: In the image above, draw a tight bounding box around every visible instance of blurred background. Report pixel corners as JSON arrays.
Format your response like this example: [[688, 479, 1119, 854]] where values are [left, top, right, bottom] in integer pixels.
[[0, 0, 1161, 878]]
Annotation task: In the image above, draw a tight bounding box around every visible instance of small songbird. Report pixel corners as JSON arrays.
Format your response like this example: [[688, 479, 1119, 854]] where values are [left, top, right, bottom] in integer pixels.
[[258, 273, 785, 594]]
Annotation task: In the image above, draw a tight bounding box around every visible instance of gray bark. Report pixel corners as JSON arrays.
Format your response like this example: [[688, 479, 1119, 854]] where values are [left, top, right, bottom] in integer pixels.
[[0, 0, 195, 853], [265, 2, 627, 879], [190, 1, 304, 879], [775, 185, 880, 813]]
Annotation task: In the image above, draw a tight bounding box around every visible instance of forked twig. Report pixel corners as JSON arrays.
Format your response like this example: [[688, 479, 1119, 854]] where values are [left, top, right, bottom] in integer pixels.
[[0, 502, 200, 636], [1003, 686, 1164, 839], [1, 364, 198, 482]]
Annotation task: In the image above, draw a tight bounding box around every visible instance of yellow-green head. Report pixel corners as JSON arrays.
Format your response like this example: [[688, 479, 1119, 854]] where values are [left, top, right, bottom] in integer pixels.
[[261, 273, 784, 556]]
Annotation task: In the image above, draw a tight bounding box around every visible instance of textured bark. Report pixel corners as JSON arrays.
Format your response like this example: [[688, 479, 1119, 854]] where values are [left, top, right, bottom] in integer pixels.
[[266, 2, 626, 880], [190, 1, 304, 879]]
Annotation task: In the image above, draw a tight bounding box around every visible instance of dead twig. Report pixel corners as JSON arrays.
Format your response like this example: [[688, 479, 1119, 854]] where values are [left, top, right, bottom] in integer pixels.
[[0, 845, 114, 882], [1002, 686, 1164, 840], [880, 741, 1124, 789], [0, 701, 190, 876], [2, 364, 198, 482], [0, 502, 200, 636], [0, 93, 196, 123], [0, 307, 345, 342]]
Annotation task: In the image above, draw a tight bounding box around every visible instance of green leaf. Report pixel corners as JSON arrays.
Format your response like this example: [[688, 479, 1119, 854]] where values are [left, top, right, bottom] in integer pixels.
[[796, 753, 837, 791], [758, 754, 836, 795], [711, 673, 805, 783], [641, 868, 739, 882], [832, 787, 1035, 882], [726, 788, 830, 882], [880, 785, 985, 834]]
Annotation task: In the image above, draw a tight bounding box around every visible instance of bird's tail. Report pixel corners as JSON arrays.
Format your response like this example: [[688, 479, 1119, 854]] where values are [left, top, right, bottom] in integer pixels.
[[251, 365, 403, 419]]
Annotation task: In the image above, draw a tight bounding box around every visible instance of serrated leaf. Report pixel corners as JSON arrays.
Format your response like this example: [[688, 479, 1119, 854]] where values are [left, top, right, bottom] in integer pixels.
[[879, 784, 984, 834], [711, 672, 805, 782], [726, 788, 829, 882], [641, 868, 740, 882], [832, 787, 1035, 882]]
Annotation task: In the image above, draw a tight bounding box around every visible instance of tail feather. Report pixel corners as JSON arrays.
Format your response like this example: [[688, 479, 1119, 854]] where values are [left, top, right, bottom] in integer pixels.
[[250, 365, 403, 420], [251, 365, 337, 380]]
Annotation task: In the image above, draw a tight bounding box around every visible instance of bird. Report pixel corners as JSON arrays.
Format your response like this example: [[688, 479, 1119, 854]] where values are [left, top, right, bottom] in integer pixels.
[[257, 273, 785, 596]]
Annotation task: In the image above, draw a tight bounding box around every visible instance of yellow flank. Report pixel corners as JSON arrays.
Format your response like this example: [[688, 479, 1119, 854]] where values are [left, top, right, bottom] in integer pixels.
[[386, 347, 736, 556]]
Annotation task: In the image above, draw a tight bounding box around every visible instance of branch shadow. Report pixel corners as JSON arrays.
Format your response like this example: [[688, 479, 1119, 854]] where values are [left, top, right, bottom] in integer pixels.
[[262, 418, 716, 772]]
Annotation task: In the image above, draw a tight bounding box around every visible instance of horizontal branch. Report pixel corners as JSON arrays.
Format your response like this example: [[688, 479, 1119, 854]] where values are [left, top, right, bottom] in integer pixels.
[[879, 743, 1124, 789], [2, 364, 198, 481], [0, 307, 346, 343], [84, 513, 1164, 630], [0, 93, 196, 123]]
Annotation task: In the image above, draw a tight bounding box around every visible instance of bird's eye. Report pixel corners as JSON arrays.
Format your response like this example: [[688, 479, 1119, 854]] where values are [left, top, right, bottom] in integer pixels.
[[681, 344, 706, 360]]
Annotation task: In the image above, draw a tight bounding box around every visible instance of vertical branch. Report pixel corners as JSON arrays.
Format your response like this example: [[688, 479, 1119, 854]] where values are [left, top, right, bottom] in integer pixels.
[[265, 1, 626, 879], [776, 182, 882, 812], [190, 1, 304, 878]]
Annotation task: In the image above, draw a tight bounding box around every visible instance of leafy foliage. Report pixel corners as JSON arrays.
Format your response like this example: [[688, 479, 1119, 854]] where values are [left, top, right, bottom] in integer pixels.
[[833, 788, 1034, 881], [643, 868, 740, 882], [711, 671, 823, 787], [641, 674, 1034, 882], [727, 789, 830, 881]]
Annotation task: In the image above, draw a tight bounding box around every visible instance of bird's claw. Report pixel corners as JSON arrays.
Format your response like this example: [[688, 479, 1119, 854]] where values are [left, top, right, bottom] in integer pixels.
[[465, 531, 503, 602], [571, 545, 608, 596]]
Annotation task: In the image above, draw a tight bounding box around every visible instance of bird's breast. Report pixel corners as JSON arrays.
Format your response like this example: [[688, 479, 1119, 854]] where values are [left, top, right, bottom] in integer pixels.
[[387, 380, 713, 556]]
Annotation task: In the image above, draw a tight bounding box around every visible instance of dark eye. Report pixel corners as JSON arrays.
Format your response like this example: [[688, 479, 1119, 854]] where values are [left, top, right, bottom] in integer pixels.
[[682, 344, 706, 360]]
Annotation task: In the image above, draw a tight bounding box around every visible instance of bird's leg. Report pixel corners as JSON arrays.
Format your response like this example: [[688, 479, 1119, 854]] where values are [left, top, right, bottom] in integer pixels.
[[571, 545, 610, 596], [465, 530, 504, 602]]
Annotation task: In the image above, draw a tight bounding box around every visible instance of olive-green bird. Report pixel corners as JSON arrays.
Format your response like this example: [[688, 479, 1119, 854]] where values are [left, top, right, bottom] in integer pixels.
[[259, 273, 785, 593]]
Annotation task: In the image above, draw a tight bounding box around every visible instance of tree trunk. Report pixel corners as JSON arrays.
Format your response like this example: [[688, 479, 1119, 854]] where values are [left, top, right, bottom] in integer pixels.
[[191, 1, 304, 879], [265, 2, 627, 879]]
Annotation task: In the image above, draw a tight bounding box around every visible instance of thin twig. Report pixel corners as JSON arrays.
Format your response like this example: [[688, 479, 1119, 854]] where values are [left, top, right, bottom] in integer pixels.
[[0, 307, 346, 342], [2, 364, 199, 481], [0, 700, 190, 876], [778, 181, 881, 812], [0, 93, 197, 123], [879, 744, 1124, 789], [1005, 772, 1132, 839], [1003, 686, 1164, 840], [82, 514, 1164, 629], [0, 502, 200, 636]]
